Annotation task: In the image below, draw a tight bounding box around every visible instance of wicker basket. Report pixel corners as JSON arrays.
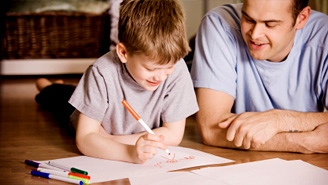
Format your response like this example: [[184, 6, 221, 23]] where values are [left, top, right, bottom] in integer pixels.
[[3, 11, 110, 59]]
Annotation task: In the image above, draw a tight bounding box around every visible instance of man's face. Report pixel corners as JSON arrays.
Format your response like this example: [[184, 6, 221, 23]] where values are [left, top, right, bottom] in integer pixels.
[[241, 0, 297, 62]]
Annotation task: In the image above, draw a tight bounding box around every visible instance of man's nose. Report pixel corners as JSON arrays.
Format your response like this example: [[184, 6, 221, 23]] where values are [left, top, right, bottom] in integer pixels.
[[250, 23, 264, 39]]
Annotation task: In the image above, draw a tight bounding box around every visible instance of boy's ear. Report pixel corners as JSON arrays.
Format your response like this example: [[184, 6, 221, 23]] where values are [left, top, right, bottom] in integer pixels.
[[295, 6, 311, 30], [116, 43, 128, 63]]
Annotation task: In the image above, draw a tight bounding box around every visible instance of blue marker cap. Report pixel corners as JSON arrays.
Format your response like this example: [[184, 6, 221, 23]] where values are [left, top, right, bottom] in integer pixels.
[[25, 160, 40, 168], [31, 170, 50, 179]]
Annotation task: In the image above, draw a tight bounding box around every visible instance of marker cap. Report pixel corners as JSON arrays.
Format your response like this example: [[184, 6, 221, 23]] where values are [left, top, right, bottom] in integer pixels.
[[31, 170, 50, 179]]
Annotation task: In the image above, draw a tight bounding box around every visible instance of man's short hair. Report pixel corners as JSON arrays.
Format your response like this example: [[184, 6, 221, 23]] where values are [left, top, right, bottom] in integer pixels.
[[291, 0, 309, 25]]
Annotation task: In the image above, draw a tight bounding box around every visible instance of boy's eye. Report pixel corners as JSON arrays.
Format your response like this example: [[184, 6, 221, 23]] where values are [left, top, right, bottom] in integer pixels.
[[146, 67, 156, 71]]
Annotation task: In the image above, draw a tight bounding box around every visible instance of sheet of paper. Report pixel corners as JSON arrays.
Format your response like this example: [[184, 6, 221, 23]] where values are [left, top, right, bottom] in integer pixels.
[[129, 172, 228, 185], [44, 146, 233, 183], [191, 158, 328, 185]]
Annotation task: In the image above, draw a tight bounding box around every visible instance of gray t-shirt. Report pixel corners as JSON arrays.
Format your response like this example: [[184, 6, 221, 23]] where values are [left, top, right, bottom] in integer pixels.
[[69, 50, 199, 134]]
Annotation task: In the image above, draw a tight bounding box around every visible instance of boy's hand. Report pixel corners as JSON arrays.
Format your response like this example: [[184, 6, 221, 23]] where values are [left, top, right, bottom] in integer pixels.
[[132, 133, 168, 163]]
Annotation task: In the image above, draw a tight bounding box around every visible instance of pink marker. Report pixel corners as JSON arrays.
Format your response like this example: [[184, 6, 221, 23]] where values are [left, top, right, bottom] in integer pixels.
[[122, 100, 170, 155]]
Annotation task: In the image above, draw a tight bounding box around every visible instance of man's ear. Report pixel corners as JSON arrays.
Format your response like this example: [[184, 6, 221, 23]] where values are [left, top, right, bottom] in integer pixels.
[[116, 43, 128, 63], [295, 6, 311, 30]]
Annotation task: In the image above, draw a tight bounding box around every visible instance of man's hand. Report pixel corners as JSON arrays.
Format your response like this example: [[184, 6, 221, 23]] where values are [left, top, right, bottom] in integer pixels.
[[218, 110, 285, 149], [132, 133, 167, 163]]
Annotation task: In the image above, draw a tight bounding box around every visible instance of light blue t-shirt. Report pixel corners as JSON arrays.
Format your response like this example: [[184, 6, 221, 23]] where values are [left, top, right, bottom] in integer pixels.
[[191, 3, 328, 113]]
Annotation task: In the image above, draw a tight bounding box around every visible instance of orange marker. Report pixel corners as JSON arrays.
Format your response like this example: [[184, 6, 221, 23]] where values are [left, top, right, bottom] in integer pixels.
[[122, 100, 170, 155]]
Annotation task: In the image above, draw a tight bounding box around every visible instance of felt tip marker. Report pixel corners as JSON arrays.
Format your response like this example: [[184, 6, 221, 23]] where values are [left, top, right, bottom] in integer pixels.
[[48, 161, 88, 175], [25, 159, 66, 171], [68, 175, 90, 184], [122, 100, 171, 155], [31, 170, 84, 185]]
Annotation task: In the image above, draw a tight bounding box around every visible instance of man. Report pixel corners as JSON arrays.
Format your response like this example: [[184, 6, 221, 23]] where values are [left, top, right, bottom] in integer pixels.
[[191, 0, 328, 153]]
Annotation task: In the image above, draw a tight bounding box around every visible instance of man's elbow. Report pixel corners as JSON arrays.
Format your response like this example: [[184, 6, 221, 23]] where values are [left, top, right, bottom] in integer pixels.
[[197, 122, 231, 147]]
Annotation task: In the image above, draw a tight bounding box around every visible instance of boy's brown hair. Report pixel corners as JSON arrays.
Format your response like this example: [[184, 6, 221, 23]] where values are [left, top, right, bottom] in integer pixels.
[[118, 0, 190, 64]]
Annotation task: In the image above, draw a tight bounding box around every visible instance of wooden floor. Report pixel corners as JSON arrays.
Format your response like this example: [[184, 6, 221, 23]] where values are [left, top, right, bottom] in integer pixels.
[[0, 75, 83, 184], [1, 75, 328, 185]]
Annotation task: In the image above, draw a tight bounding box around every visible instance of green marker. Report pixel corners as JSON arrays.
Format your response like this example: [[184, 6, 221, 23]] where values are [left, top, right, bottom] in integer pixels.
[[48, 161, 88, 175]]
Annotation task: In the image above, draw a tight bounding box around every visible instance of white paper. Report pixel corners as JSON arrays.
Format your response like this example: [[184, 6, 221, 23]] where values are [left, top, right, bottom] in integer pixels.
[[44, 146, 233, 183], [192, 158, 328, 185], [129, 172, 228, 185]]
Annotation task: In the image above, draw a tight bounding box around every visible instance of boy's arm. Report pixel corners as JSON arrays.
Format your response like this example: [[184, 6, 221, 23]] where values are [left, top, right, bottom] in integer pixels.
[[151, 119, 186, 146], [100, 118, 186, 146], [75, 113, 135, 162], [75, 113, 166, 163]]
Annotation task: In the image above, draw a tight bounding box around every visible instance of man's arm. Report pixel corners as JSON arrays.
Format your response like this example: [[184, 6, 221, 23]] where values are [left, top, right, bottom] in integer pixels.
[[195, 88, 236, 147], [219, 109, 328, 151], [195, 88, 328, 153], [252, 123, 328, 153]]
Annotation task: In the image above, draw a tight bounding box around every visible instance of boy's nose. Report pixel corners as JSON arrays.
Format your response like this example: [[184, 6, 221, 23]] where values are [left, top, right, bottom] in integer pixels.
[[154, 69, 169, 81]]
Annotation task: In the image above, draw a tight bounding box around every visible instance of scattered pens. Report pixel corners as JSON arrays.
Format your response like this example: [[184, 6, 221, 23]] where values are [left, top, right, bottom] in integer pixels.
[[25, 160, 90, 184], [37, 167, 91, 180], [122, 99, 171, 155], [48, 161, 88, 175], [31, 170, 84, 185]]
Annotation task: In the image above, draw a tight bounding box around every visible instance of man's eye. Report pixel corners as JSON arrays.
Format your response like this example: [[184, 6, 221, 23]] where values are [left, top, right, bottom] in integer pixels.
[[243, 17, 255, 24], [248, 19, 255, 24], [266, 23, 277, 28]]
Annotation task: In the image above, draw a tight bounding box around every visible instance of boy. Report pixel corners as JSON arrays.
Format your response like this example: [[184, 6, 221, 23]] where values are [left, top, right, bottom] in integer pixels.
[[36, 0, 198, 163]]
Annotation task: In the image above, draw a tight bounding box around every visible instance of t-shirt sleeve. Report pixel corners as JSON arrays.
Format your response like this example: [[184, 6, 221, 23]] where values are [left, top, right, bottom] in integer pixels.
[[191, 8, 239, 98], [323, 62, 328, 110], [68, 65, 108, 122], [161, 60, 199, 123]]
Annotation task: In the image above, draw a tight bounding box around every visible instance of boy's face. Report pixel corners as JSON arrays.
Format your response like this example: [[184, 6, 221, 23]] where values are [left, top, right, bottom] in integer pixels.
[[124, 53, 175, 91], [241, 0, 297, 62]]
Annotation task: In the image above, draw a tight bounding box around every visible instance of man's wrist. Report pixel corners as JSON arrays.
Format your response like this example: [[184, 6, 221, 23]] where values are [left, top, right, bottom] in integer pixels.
[[275, 109, 302, 133], [285, 131, 315, 154]]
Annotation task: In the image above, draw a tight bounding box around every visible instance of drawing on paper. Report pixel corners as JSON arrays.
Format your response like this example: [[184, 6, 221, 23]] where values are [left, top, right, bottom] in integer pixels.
[[154, 153, 195, 168]]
